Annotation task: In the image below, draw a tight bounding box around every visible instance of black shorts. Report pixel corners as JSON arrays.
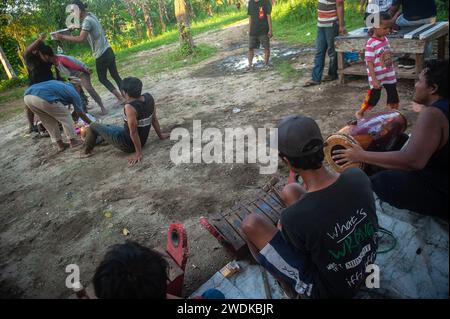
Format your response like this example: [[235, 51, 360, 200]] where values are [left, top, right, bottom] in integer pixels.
[[256, 231, 314, 297], [249, 34, 270, 49]]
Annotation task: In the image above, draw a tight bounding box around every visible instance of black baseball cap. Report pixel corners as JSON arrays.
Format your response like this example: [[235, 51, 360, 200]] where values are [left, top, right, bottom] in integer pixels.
[[277, 115, 324, 157]]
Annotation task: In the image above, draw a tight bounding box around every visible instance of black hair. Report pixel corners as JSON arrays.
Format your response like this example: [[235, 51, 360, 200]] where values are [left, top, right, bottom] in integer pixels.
[[93, 241, 168, 299], [38, 44, 55, 57], [121, 77, 142, 98], [423, 59, 449, 99], [380, 12, 392, 22], [280, 139, 324, 170], [71, 0, 87, 11]]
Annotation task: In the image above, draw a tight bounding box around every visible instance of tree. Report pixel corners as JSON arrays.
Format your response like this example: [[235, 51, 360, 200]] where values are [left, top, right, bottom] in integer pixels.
[[124, 0, 143, 37], [174, 0, 194, 55], [138, 0, 155, 38], [0, 45, 17, 79], [157, 0, 167, 33]]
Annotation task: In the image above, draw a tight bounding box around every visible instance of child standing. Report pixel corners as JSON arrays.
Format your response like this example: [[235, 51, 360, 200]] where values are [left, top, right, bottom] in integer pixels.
[[356, 12, 399, 119]]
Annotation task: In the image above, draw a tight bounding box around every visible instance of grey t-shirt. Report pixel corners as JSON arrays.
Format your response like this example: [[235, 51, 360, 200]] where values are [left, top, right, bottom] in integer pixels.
[[81, 13, 110, 59]]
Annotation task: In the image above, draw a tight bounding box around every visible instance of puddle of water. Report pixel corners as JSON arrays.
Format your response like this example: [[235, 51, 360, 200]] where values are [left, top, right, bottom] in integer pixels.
[[219, 47, 314, 72]]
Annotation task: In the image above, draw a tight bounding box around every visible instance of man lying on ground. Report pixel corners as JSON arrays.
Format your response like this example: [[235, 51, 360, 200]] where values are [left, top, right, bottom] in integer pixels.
[[24, 79, 93, 153], [333, 59, 449, 220], [81, 77, 169, 165], [242, 115, 379, 298]]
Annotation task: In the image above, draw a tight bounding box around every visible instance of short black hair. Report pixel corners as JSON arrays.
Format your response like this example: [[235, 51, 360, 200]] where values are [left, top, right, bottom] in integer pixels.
[[38, 44, 55, 57], [280, 139, 324, 170], [380, 12, 392, 22], [93, 241, 168, 299], [423, 59, 449, 99], [121, 77, 142, 98], [71, 0, 87, 11]]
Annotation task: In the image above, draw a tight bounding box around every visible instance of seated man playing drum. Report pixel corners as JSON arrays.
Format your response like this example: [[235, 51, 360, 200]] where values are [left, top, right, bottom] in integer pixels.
[[333, 60, 448, 220], [242, 115, 379, 298]]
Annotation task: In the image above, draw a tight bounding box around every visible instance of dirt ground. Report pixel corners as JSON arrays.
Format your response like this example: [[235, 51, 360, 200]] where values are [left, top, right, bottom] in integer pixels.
[[0, 20, 418, 298]]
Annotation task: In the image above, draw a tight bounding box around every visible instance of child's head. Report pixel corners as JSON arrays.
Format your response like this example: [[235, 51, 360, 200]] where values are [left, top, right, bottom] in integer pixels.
[[373, 12, 393, 37], [93, 241, 168, 299], [121, 77, 143, 99]]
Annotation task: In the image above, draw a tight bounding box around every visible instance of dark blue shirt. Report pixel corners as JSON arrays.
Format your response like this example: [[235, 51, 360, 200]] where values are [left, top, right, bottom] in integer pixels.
[[24, 80, 84, 113], [393, 0, 437, 21]]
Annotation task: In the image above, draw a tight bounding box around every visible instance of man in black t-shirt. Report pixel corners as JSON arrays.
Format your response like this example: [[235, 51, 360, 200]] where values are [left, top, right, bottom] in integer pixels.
[[242, 115, 379, 298], [247, 0, 273, 69], [389, 0, 437, 27]]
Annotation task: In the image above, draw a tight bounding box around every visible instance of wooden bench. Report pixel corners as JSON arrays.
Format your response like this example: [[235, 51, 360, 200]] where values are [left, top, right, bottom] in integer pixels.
[[335, 21, 449, 84]]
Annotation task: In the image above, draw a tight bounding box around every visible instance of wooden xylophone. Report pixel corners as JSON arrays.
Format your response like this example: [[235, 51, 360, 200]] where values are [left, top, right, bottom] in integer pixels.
[[200, 177, 286, 256]]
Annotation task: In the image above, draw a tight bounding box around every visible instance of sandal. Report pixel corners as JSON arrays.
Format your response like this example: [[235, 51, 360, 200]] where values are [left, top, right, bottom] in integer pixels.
[[303, 80, 321, 87]]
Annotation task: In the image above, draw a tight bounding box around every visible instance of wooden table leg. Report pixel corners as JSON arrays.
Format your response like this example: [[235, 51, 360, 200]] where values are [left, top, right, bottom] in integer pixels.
[[338, 52, 345, 84], [438, 36, 446, 60], [415, 53, 424, 77]]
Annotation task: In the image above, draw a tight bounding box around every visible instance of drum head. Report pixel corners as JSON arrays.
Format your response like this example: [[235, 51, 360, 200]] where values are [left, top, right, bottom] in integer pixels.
[[324, 134, 364, 173]]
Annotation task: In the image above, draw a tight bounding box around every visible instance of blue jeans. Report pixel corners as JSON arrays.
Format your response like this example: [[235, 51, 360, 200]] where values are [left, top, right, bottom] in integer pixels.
[[85, 122, 134, 153], [311, 23, 339, 82]]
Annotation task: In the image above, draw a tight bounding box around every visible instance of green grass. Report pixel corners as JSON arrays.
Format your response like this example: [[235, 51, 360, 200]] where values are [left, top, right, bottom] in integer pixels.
[[70, 10, 246, 69], [119, 44, 218, 79], [0, 86, 26, 121], [274, 61, 302, 81]]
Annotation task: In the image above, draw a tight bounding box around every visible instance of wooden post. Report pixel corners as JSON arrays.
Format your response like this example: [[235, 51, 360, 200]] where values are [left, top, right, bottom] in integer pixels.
[[174, 0, 194, 55], [0, 45, 17, 80], [437, 36, 446, 60], [337, 52, 345, 84], [415, 53, 424, 77]]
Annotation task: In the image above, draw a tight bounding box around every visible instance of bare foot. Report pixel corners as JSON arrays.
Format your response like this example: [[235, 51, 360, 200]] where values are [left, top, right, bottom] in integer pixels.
[[79, 151, 94, 159], [159, 132, 170, 140], [355, 110, 364, 119], [69, 139, 83, 148], [100, 108, 108, 115], [56, 142, 70, 153]]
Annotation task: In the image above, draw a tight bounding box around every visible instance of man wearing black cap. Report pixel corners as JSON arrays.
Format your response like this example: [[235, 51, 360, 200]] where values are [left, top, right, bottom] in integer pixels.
[[242, 115, 379, 298]]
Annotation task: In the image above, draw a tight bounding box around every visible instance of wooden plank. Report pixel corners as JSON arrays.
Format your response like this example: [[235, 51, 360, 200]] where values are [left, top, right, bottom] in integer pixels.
[[338, 52, 345, 84], [336, 38, 426, 54], [340, 62, 417, 80], [210, 214, 246, 252], [415, 54, 424, 78], [252, 198, 279, 224], [224, 212, 247, 241]]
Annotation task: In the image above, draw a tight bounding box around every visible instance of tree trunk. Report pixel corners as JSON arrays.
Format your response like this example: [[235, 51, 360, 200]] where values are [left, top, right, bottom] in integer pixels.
[[0, 45, 17, 79], [141, 1, 155, 38], [157, 0, 167, 33], [186, 0, 196, 18], [207, 3, 213, 16], [124, 0, 142, 37], [174, 0, 194, 55]]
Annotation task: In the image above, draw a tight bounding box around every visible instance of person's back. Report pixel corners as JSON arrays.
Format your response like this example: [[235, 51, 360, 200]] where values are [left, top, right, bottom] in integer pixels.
[[396, 0, 436, 21], [281, 168, 378, 298]]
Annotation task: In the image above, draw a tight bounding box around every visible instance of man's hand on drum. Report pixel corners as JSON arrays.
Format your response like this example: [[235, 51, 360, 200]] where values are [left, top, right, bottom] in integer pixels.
[[332, 143, 365, 165]]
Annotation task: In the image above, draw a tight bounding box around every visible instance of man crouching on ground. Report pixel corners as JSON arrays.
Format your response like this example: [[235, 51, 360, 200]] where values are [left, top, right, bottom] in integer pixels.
[[242, 115, 379, 298], [82, 77, 169, 165]]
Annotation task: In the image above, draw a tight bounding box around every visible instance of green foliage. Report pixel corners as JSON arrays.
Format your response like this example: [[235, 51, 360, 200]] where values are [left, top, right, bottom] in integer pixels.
[[274, 61, 301, 81]]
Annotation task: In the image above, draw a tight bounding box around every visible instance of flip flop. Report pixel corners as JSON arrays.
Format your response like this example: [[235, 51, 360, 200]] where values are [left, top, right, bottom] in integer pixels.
[[303, 80, 321, 87], [79, 152, 94, 159]]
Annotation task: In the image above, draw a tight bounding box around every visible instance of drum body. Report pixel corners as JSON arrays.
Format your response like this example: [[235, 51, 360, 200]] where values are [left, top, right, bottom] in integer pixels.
[[325, 110, 407, 172]]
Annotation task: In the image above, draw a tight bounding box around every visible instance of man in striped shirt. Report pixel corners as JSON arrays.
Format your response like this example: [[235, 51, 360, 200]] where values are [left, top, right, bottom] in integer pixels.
[[356, 12, 399, 119], [304, 0, 347, 87]]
